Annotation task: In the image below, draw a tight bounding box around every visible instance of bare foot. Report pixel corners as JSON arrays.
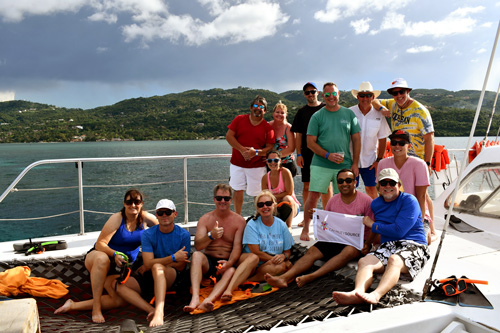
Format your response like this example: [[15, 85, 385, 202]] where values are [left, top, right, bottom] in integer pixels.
[[431, 232, 439, 243], [332, 291, 364, 305], [146, 311, 155, 322], [91, 310, 105, 323], [296, 274, 315, 288], [183, 299, 200, 312], [197, 300, 215, 312], [298, 221, 304, 227], [54, 299, 73, 314], [264, 273, 288, 288], [300, 229, 310, 241], [221, 291, 233, 302], [355, 291, 380, 304], [149, 311, 164, 327]]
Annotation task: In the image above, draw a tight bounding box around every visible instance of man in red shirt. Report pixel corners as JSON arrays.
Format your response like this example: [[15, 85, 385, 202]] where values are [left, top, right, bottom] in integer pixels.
[[226, 95, 275, 214]]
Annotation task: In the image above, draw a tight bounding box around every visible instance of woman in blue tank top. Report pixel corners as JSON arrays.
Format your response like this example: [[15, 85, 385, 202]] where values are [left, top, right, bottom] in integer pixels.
[[56, 189, 158, 323]]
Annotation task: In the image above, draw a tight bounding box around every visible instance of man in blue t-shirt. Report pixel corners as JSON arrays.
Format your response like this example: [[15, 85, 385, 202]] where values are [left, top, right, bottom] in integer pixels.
[[116, 199, 191, 328], [333, 168, 430, 305]]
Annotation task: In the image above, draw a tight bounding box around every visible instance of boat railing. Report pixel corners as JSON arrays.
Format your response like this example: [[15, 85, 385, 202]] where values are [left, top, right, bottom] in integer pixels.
[[0, 154, 232, 235]]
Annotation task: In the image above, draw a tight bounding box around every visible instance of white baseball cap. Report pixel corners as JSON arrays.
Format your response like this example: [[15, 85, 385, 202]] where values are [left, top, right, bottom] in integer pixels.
[[156, 199, 176, 211]]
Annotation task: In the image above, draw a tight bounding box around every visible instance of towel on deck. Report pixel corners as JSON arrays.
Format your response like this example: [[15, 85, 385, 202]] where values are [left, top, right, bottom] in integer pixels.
[[190, 278, 278, 314], [0, 266, 69, 299]]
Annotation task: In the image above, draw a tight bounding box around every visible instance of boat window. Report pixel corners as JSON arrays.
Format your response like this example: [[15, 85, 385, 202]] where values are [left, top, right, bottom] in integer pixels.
[[445, 164, 500, 218]]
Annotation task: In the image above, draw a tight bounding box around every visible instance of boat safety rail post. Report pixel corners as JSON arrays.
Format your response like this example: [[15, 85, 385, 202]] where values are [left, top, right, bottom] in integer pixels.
[[77, 160, 85, 235], [422, 19, 500, 299]]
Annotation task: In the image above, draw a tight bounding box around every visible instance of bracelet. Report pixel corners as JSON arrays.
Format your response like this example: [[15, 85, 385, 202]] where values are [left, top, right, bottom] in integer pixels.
[[171, 254, 176, 262], [255, 149, 259, 156], [113, 251, 117, 258], [325, 152, 330, 159], [297, 154, 302, 157], [378, 106, 384, 111], [376, 157, 382, 162], [208, 231, 214, 240], [426, 161, 431, 166]]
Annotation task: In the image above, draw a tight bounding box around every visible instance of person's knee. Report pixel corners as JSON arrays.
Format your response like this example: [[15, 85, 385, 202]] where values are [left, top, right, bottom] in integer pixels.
[[305, 246, 324, 261], [387, 254, 404, 268], [92, 253, 111, 270], [247, 253, 259, 266], [191, 251, 205, 265], [151, 263, 165, 277]]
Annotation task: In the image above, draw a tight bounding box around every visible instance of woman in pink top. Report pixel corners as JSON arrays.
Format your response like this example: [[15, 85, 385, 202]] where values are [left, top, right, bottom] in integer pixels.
[[261, 150, 300, 228]]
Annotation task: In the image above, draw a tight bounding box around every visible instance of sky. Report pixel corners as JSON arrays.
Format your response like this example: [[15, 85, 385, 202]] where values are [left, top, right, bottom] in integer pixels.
[[1, 0, 499, 109]]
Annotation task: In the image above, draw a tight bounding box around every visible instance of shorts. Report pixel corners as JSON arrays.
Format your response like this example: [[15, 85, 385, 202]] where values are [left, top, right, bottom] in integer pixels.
[[356, 167, 377, 187], [133, 267, 184, 301], [205, 254, 226, 278], [229, 164, 266, 196], [313, 241, 351, 261], [299, 150, 314, 183], [368, 240, 430, 280], [309, 165, 341, 194]]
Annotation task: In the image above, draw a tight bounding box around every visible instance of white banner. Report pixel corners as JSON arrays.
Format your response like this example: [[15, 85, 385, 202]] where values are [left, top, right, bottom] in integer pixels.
[[313, 209, 364, 250]]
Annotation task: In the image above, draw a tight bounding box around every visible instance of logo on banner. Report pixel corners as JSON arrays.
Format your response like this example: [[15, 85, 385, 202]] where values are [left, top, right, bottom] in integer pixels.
[[313, 209, 365, 250]]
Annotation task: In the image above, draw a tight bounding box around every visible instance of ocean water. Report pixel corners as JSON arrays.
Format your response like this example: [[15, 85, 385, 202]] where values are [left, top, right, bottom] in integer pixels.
[[0, 137, 484, 242]]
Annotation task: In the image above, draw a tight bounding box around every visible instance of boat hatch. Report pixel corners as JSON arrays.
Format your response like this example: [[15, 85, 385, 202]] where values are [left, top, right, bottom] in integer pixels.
[[445, 163, 500, 218]]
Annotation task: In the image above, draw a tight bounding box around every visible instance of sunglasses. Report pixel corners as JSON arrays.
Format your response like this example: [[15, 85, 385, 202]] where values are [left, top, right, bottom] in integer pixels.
[[266, 158, 280, 164], [358, 93, 373, 98], [257, 201, 273, 208], [379, 179, 398, 187], [253, 104, 265, 109], [390, 139, 407, 146], [304, 90, 317, 95], [436, 277, 488, 297], [124, 199, 142, 206], [337, 178, 354, 184], [390, 89, 407, 96], [323, 91, 338, 98], [215, 196, 232, 202], [156, 209, 174, 216]]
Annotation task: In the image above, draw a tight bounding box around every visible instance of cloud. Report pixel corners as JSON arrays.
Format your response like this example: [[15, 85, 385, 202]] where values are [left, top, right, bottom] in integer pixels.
[[350, 18, 371, 35], [1, 0, 288, 46], [379, 6, 485, 37], [0, 91, 15, 102], [477, 48, 487, 54], [406, 45, 434, 53], [314, 0, 409, 23]]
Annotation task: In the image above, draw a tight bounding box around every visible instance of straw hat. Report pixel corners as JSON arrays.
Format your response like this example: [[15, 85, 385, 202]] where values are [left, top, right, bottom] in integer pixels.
[[351, 81, 381, 98]]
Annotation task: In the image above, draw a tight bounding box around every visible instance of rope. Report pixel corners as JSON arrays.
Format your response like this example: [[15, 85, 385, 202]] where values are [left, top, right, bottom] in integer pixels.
[[0, 210, 79, 221]]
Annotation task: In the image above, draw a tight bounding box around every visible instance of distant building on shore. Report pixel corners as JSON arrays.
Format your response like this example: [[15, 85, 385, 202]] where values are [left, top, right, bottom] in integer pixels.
[[0, 91, 15, 102]]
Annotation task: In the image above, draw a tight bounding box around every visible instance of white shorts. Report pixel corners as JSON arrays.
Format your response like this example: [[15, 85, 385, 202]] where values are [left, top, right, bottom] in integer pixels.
[[229, 164, 266, 196]]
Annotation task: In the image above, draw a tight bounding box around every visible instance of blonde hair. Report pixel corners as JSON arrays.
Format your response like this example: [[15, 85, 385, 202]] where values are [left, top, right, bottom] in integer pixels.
[[273, 100, 287, 113], [254, 190, 277, 218]]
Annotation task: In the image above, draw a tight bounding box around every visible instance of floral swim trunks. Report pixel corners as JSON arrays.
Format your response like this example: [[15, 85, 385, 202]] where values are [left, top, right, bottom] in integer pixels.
[[368, 240, 430, 280]]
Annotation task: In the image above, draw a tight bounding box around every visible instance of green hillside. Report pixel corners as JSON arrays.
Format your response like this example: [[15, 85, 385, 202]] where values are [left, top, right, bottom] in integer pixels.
[[0, 87, 498, 143]]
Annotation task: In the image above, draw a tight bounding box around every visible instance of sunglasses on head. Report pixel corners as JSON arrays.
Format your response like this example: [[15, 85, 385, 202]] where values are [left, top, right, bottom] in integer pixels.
[[257, 201, 273, 208], [323, 91, 338, 98], [379, 179, 398, 187], [266, 158, 280, 164], [215, 196, 232, 202], [304, 90, 317, 95], [156, 209, 173, 216], [390, 139, 407, 146], [337, 178, 354, 184], [358, 93, 373, 98], [124, 198, 142, 206], [253, 104, 265, 109], [435, 277, 488, 297], [390, 89, 407, 96]]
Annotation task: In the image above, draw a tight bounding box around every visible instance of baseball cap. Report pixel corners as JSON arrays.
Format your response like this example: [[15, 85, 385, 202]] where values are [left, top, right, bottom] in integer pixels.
[[378, 168, 400, 183], [303, 82, 318, 91], [156, 199, 176, 211], [388, 129, 411, 143]]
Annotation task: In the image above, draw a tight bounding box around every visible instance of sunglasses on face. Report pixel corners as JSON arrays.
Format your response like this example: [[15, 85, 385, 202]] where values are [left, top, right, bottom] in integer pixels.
[[266, 158, 280, 164], [257, 201, 273, 208], [304, 90, 317, 95], [390, 139, 407, 146], [390, 89, 407, 96], [253, 104, 265, 109], [156, 209, 174, 216], [379, 179, 398, 187], [215, 196, 232, 202], [323, 91, 338, 98], [124, 198, 142, 206], [358, 93, 373, 98], [337, 178, 354, 184]]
